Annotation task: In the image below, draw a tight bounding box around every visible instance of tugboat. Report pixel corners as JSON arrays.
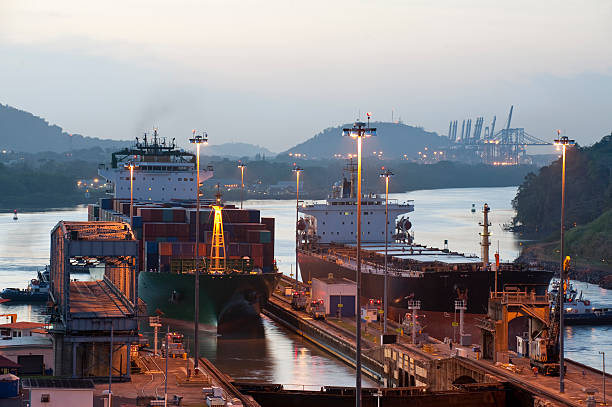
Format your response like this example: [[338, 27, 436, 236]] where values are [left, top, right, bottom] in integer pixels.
[[1, 269, 49, 302], [551, 281, 612, 325]]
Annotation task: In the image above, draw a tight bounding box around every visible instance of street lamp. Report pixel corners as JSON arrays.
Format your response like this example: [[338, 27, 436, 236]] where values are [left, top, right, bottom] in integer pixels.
[[124, 161, 139, 225], [238, 162, 247, 209], [189, 130, 208, 372], [293, 166, 303, 290], [342, 114, 376, 407], [553, 131, 575, 393], [379, 168, 393, 335], [600, 351, 606, 406]]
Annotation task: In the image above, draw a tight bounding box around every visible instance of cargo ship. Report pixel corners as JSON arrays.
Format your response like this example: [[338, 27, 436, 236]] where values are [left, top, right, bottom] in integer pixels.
[[297, 162, 553, 339], [91, 131, 281, 331]]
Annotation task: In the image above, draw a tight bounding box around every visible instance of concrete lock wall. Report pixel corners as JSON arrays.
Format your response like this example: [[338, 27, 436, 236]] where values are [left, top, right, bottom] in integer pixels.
[[264, 300, 383, 381]]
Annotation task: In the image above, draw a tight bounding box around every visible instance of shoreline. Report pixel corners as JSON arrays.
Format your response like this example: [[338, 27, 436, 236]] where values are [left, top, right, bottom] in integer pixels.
[[518, 241, 612, 290]]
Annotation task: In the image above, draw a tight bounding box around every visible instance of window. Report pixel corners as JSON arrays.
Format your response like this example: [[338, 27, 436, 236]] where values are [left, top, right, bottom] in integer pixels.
[[41, 394, 50, 402], [190, 178, 194, 181]]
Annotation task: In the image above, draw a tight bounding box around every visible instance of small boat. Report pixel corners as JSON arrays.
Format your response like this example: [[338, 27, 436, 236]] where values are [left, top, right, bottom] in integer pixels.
[[551, 282, 612, 325], [0, 269, 49, 302]]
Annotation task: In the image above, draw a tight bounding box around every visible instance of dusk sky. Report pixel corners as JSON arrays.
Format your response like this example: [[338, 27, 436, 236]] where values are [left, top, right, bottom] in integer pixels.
[[1, 0, 611, 151]]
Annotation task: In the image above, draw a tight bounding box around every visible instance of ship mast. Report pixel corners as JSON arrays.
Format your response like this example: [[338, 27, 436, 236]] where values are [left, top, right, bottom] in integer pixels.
[[210, 205, 227, 273], [480, 203, 491, 269]]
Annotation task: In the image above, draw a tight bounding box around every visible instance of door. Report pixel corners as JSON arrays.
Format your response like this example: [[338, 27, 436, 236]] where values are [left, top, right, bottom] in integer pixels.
[[17, 355, 44, 374], [330, 295, 355, 317]]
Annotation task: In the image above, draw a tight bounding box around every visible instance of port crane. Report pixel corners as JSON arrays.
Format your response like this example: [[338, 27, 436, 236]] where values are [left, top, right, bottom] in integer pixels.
[[448, 106, 552, 165]]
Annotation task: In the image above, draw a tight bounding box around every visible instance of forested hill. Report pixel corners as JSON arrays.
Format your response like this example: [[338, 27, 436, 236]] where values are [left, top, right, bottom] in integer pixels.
[[0, 104, 129, 153], [282, 122, 450, 159], [512, 133, 612, 238]]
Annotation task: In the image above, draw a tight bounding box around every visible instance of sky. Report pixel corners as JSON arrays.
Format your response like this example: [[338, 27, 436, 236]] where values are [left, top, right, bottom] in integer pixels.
[[1, 0, 611, 152]]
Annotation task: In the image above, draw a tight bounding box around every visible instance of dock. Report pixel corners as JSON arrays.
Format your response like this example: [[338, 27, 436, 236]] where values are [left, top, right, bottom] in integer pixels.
[[94, 354, 261, 406], [264, 275, 610, 407]]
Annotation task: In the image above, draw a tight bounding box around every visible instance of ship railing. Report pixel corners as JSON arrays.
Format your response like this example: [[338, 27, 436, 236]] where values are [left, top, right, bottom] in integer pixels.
[[305, 250, 424, 278], [490, 291, 549, 305]]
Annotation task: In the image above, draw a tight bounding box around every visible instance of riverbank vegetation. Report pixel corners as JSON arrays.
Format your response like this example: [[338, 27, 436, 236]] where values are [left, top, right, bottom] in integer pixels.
[[512, 133, 612, 284]]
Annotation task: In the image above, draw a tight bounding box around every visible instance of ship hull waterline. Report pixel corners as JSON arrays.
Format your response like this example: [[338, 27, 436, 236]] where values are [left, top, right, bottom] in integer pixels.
[[138, 271, 281, 334]]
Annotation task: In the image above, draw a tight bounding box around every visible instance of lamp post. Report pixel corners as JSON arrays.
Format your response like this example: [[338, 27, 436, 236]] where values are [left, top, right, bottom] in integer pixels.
[[124, 161, 139, 225], [553, 131, 575, 393], [379, 169, 393, 335], [600, 351, 606, 406], [293, 166, 303, 290], [189, 130, 208, 372], [343, 115, 376, 407], [238, 162, 247, 209]]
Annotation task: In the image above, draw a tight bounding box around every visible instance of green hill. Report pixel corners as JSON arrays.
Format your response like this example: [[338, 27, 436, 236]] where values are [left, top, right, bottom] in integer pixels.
[[0, 104, 129, 153], [565, 208, 612, 264], [512, 133, 612, 238], [281, 122, 450, 160]]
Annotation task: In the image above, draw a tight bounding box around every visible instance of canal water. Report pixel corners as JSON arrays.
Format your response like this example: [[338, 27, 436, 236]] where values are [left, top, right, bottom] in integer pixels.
[[0, 186, 609, 375]]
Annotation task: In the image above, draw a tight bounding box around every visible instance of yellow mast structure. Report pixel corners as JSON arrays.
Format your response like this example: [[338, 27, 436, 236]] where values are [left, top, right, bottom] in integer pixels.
[[210, 205, 226, 273]]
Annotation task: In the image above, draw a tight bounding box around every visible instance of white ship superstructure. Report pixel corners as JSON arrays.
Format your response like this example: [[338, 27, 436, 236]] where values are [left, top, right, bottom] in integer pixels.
[[300, 161, 414, 244], [98, 130, 213, 201]]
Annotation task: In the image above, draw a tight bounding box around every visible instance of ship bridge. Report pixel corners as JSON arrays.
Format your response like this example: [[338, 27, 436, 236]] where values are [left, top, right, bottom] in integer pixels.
[[300, 196, 414, 244]]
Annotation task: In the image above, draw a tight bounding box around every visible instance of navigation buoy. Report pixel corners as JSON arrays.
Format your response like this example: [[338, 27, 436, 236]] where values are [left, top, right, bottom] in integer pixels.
[[13, 209, 18, 221]]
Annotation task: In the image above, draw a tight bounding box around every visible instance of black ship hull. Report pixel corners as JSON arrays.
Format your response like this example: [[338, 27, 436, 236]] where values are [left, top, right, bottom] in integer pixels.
[[298, 251, 553, 315]]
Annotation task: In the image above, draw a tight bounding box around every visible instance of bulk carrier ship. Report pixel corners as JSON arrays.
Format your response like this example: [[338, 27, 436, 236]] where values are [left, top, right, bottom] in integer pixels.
[[90, 131, 280, 331], [297, 162, 553, 339]]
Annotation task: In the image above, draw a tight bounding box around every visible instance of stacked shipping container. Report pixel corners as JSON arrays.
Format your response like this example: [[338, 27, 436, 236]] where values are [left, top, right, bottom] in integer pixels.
[[88, 199, 274, 274]]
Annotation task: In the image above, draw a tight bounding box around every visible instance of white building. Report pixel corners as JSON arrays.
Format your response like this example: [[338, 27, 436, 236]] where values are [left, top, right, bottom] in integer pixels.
[[21, 378, 94, 407], [0, 336, 53, 375], [311, 276, 357, 317]]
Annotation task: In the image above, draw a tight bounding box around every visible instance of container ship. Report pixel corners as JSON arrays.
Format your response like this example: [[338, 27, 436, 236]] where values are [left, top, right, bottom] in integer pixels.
[[297, 162, 553, 340], [90, 131, 280, 331]]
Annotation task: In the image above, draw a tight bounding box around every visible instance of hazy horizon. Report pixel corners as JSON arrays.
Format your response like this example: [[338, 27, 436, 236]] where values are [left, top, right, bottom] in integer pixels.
[[1, 1, 611, 151]]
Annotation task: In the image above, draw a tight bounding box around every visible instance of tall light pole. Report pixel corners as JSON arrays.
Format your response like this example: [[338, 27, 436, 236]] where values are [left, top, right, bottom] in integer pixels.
[[293, 165, 303, 289], [379, 168, 393, 335], [189, 130, 208, 372], [238, 162, 246, 209], [553, 131, 575, 393], [343, 114, 376, 407], [124, 161, 139, 225], [600, 351, 606, 406]]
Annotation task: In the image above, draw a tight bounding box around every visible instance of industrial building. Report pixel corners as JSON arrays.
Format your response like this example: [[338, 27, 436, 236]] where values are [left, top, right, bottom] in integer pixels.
[[311, 275, 356, 317]]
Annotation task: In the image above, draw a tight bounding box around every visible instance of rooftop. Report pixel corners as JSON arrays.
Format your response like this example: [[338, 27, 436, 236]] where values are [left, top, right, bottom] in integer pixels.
[[312, 276, 356, 285], [0, 336, 52, 348], [22, 378, 95, 389], [0, 355, 20, 369], [0, 322, 46, 330]]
